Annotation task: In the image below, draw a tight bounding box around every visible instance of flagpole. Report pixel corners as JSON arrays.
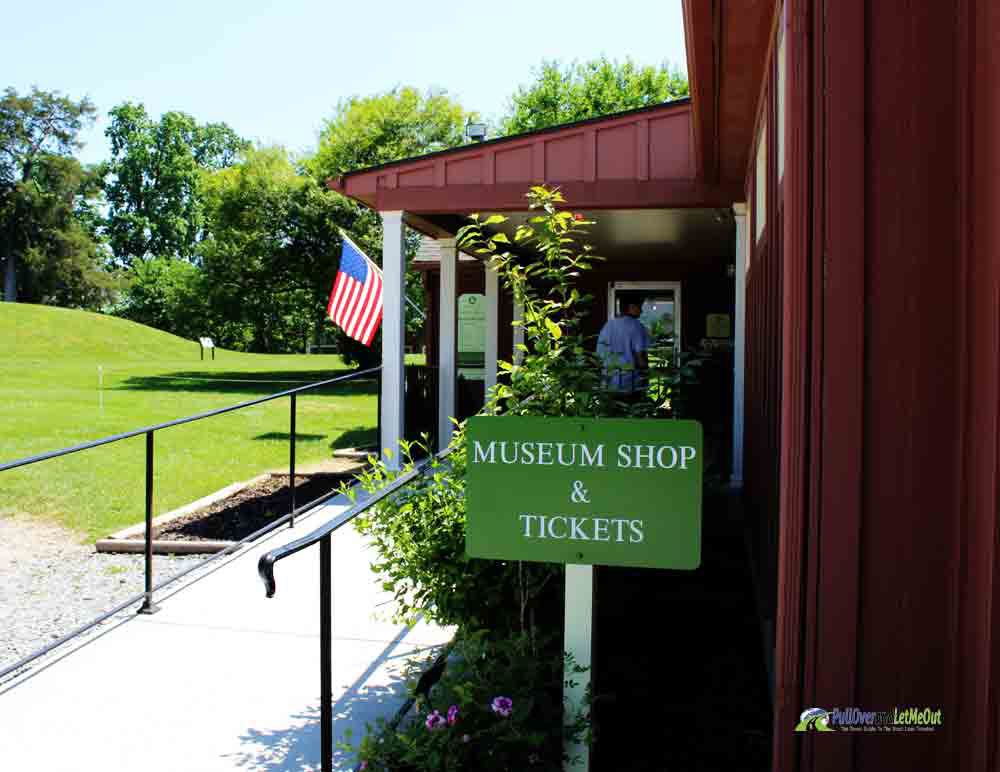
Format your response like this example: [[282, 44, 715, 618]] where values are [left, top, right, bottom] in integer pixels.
[[338, 229, 426, 321]]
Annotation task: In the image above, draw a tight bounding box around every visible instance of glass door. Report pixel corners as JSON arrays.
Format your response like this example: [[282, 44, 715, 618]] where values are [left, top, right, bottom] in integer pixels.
[[608, 281, 681, 359]]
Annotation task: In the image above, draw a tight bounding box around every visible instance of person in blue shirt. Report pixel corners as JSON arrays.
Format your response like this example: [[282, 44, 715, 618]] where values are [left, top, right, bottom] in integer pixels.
[[597, 297, 652, 396]]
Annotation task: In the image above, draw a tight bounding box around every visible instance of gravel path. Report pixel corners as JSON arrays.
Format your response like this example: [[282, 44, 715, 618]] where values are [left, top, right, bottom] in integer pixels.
[[0, 515, 206, 670]]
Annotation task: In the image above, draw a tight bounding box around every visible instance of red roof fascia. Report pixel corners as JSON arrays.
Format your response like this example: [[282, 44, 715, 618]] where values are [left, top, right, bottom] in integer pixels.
[[328, 101, 712, 212]]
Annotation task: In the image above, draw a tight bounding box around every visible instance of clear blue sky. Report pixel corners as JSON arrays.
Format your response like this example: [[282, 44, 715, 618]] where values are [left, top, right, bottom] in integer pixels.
[[4, 0, 687, 166]]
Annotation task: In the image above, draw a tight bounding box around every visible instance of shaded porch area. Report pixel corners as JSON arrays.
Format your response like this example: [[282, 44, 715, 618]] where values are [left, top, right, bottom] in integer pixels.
[[332, 99, 771, 769]]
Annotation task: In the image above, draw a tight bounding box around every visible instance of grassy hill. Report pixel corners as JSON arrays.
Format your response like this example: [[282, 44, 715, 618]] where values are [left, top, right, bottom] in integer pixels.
[[0, 304, 378, 538], [8, 303, 202, 362]]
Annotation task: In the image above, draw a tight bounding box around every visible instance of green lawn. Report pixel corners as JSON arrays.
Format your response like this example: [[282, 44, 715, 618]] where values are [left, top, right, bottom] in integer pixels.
[[0, 304, 401, 540]]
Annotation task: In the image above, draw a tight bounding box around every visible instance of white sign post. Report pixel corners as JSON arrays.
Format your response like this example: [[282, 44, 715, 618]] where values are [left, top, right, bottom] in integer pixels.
[[564, 564, 592, 771], [466, 416, 705, 772]]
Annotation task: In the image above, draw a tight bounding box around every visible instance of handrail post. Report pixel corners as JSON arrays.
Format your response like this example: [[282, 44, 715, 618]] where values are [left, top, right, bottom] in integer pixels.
[[138, 430, 160, 614], [320, 533, 333, 772], [289, 393, 297, 527]]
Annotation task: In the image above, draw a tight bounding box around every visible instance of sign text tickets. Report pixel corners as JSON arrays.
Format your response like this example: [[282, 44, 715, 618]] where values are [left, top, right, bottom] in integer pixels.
[[466, 416, 702, 569]]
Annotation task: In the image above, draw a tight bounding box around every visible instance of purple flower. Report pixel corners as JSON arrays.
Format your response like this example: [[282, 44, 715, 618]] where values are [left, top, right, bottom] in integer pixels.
[[490, 696, 513, 717], [447, 705, 459, 725], [425, 710, 446, 731], [359, 763, 367, 771]]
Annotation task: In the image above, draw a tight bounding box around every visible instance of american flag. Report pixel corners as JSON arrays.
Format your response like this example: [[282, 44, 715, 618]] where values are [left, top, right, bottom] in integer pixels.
[[326, 235, 383, 346]]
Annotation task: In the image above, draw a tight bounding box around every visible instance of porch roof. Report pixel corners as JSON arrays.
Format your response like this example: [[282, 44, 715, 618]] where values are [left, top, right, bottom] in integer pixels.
[[328, 100, 744, 238], [682, 0, 778, 185]]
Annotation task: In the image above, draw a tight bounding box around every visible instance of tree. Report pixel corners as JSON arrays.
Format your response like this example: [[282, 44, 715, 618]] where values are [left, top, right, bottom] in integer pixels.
[[309, 87, 473, 180], [10, 155, 118, 307], [112, 256, 206, 340], [502, 58, 689, 135], [0, 87, 97, 301], [198, 146, 378, 352], [308, 87, 473, 363], [306, 87, 478, 366], [103, 103, 248, 266]]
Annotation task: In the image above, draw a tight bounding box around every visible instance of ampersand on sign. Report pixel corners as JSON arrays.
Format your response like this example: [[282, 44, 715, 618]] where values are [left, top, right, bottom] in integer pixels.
[[570, 480, 590, 504]]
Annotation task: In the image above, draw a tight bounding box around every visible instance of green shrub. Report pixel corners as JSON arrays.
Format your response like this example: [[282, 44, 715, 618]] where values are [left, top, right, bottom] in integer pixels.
[[353, 427, 561, 637], [459, 186, 609, 418], [355, 187, 713, 642], [349, 631, 589, 772]]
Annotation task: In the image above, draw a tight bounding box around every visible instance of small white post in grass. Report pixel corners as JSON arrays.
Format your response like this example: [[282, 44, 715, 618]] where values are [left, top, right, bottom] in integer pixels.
[[564, 564, 592, 771]]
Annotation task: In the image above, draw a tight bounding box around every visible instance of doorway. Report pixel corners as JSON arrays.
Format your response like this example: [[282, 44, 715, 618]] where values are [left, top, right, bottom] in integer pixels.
[[608, 281, 682, 356]]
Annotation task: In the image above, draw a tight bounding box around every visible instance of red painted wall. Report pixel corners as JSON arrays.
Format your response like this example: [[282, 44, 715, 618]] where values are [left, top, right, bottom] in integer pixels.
[[956, 4, 1000, 769], [762, 2, 1000, 770]]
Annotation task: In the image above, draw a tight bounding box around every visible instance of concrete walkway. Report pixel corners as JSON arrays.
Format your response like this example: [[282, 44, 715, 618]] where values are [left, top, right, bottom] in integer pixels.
[[0, 494, 453, 772]]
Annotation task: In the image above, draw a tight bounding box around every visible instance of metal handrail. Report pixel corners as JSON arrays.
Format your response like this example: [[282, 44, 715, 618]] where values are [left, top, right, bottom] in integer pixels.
[[0, 479, 351, 683], [0, 365, 381, 681], [257, 444, 455, 772], [257, 445, 453, 597]]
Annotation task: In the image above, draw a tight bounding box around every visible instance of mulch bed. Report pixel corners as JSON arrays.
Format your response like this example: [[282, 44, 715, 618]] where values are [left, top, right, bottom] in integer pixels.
[[145, 472, 359, 542]]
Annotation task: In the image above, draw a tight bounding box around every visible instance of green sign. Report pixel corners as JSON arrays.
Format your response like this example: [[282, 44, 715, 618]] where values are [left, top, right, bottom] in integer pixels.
[[466, 416, 702, 569], [458, 293, 486, 369]]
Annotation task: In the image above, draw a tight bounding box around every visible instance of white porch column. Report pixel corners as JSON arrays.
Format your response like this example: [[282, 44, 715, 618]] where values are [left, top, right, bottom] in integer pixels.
[[512, 298, 525, 365], [484, 263, 499, 400], [438, 239, 458, 449], [731, 203, 748, 486], [381, 211, 406, 468]]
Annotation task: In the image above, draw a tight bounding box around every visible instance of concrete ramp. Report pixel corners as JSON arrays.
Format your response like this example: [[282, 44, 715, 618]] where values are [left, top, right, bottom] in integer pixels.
[[0, 495, 453, 771]]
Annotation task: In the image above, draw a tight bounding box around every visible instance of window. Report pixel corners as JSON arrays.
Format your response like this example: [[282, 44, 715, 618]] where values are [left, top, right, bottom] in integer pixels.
[[755, 120, 767, 241]]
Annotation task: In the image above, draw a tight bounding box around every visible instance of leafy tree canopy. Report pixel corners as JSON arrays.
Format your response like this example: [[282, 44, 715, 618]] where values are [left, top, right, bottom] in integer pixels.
[[306, 87, 472, 360], [197, 146, 379, 353], [0, 87, 106, 303], [103, 102, 248, 266], [501, 57, 689, 136], [5, 154, 116, 307], [308, 87, 474, 180], [110, 255, 204, 338], [0, 86, 96, 186]]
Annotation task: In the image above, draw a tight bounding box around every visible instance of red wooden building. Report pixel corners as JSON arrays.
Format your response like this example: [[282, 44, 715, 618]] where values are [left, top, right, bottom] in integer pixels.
[[331, 1, 1000, 769]]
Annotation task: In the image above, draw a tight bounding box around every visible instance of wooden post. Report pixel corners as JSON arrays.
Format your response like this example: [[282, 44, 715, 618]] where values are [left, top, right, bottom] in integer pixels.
[[731, 202, 747, 486], [564, 564, 592, 771], [513, 298, 525, 364], [438, 239, 457, 449], [484, 263, 499, 400], [381, 211, 406, 469]]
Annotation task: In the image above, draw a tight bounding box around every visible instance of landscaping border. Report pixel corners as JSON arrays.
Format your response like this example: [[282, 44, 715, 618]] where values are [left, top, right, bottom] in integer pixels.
[[96, 472, 269, 555]]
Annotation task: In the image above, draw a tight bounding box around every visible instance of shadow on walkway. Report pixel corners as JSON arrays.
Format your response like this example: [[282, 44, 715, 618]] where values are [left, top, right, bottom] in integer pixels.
[[226, 636, 442, 771]]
